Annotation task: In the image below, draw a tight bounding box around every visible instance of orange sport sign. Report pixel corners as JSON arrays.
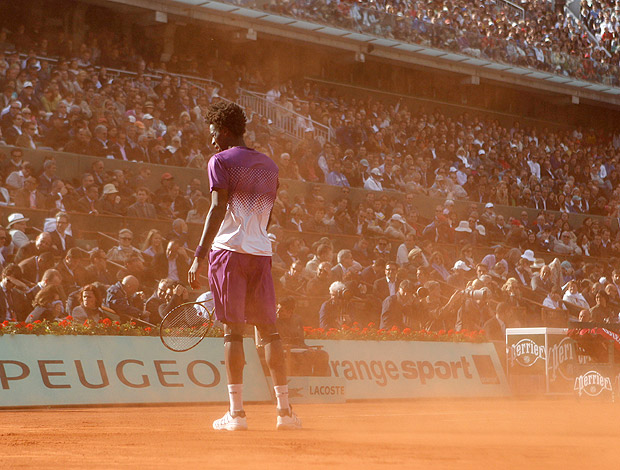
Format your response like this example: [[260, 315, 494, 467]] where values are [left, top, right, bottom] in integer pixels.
[[307, 340, 510, 399]]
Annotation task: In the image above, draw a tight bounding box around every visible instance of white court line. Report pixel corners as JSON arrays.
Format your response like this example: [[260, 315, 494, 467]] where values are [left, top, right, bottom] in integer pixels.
[[311, 410, 486, 419]]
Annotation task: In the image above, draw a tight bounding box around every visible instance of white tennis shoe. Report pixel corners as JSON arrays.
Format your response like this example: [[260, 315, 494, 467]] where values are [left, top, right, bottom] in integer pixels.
[[276, 408, 302, 430], [213, 410, 248, 431]]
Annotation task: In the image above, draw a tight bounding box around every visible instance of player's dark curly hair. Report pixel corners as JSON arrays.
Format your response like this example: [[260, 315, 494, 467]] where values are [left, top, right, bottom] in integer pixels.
[[206, 101, 246, 137]]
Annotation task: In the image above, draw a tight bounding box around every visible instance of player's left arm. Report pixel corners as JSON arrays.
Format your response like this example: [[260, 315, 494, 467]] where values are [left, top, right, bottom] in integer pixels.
[[188, 188, 229, 287]]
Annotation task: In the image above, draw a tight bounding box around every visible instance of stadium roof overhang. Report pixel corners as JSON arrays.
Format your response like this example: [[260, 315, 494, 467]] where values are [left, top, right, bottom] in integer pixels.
[[101, 0, 620, 109]]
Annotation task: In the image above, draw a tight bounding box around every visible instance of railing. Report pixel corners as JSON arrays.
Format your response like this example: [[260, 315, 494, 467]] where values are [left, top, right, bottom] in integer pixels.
[[498, 0, 525, 20], [18, 50, 329, 142], [15, 52, 224, 94], [237, 89, 332, 144], [571, 5, 612, 59]]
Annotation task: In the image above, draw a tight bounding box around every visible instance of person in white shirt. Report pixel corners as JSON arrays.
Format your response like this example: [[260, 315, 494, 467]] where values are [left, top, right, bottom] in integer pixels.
[[364, 168, 383, 191]]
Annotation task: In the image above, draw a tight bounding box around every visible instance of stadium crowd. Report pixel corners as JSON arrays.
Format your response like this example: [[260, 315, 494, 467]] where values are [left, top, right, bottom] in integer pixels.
[[0, 11, 619, 343], [258, 0, 620, 85]]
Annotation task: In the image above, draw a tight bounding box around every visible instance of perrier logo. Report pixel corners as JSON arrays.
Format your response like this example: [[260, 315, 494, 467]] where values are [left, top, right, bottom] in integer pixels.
[[510, 339, 545, 367], [574, 371, 613, 397]]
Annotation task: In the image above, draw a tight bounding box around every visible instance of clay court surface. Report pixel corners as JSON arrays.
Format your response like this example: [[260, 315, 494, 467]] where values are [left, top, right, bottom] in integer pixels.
[[1, 398, 619, 469]]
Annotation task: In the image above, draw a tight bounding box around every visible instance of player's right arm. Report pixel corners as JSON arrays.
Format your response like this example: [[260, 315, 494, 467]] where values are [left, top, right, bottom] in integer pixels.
[[188, 188, 229, 288]]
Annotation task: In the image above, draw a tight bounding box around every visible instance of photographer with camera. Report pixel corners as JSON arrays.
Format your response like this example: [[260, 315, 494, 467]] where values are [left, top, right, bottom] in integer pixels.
[[436, 279, 493, 332], [380, 280, 427, 330], [158, 281, 190, 319], [319, 281, 354, 329]]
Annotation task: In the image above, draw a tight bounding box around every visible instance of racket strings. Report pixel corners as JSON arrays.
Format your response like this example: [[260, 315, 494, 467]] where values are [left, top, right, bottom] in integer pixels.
[[160, 303, 214, 352]]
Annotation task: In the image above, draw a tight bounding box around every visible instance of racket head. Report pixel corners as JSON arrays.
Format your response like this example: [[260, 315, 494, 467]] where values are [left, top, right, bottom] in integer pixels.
[[159, 301, 215, 352]]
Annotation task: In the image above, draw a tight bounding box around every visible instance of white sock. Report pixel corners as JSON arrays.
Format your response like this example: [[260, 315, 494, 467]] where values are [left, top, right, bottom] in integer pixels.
[[274, 385, 289, 410], [228, 384, 244, 412]]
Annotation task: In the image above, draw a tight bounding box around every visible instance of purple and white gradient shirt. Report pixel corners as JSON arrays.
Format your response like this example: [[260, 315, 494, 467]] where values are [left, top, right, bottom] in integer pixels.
[[208, 146, 278, 256]]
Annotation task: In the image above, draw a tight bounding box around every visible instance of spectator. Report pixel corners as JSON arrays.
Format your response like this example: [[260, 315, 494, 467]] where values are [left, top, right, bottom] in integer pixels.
[[16, 119, 37, 149], [98, 184, 124, 216], [306, 261, 333, 297], [0, 263, 29, 322], [279, 260, 307, 294], [6, 161, 34, 191], [185, 196, 209, 225], [126, 186, 157, 219], [37, 159, 58, 195], [7, 212, 30, 249], [89, 124, 109, 157], [373, 261, 399, 302], [72, 283, 117, 322], [364, 168, 383, 191], [107, 228, 143, 265], [19, 251, 55, 285], [25, 267, 63, 304], [165, 219, 189, 247], [152, 239, 190, 285], [104, 275, 146, 322], [144, 278, 172, 324], [76, 184, 100, 214], [49, 211, 75, 255], [379, 279, 419, 330], [84, 249, 115, 285], [331, 249, 362, 281], [319, 281, 351, 329], [14, 231, 53, 263], [55, 247, 88, 293], [25, 285, 64, 322], [14, 176, 47, 209], [141, 228, 164, 261]]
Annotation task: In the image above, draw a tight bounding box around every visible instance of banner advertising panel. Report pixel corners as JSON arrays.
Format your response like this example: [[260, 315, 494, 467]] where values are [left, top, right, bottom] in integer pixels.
[[306, 340, 509, 399], [0, 336, 270, 407], [573, 365, 615, 400], [506, 328, 578, 395]]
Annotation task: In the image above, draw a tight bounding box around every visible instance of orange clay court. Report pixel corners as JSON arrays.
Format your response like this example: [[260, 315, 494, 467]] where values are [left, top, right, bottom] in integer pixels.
[[1, 398, 619, 469]]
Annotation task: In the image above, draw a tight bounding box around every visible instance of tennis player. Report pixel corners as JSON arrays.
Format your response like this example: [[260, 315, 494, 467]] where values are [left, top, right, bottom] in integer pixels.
[[188, 102, 301, 431]]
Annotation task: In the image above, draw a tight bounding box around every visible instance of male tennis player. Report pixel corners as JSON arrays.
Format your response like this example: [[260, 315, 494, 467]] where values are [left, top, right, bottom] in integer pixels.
[[188, 102, 301, 431]]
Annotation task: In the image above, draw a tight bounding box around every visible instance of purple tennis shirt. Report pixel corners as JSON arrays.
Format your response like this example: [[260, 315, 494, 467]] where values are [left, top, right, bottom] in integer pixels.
[[208, 146, 278, 256]]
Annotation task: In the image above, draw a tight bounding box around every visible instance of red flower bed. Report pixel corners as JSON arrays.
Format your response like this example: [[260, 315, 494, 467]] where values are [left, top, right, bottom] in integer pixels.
[[303, 323, 486, 342], [1, 318, 486, 342]]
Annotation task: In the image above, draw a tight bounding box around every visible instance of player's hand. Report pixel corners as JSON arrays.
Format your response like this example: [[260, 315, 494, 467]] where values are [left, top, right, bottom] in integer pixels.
[[188, 257, 207, 289]]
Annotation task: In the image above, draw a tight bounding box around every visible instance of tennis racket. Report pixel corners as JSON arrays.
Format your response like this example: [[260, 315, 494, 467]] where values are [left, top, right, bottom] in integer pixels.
[[159, 301, 216, 352]]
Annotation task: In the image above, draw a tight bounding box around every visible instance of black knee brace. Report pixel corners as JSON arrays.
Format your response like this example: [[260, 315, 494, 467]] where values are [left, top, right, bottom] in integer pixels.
[[224, 334, 244, 343], [261, 333, 280, 346]]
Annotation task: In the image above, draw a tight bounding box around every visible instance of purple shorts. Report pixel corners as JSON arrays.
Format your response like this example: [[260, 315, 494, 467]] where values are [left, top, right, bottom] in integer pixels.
[[208, 249, 276, 326]]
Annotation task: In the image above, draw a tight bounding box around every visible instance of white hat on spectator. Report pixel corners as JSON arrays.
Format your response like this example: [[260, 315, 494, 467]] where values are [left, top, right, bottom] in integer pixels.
[[127, 115, 136, 123], [485, 202, 494, 209], [521, 249, 536, 263], [23, 81, 33, 88], [370, 168, 382, 176], [478, 149, 486, 155], [143, 114, 154, 120], [455, 221, 472, 233], [7, 213, 29, 227], [475, 225, 486, 236], [453, 260, 471, 272], [359, 159, 369, 167], [102, 183, 119, 195], [390, 214, 406, 224]]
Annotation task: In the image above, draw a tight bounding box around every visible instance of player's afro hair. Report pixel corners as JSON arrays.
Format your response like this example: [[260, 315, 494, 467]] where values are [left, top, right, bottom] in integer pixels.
[[206, 101, 246, 137]]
